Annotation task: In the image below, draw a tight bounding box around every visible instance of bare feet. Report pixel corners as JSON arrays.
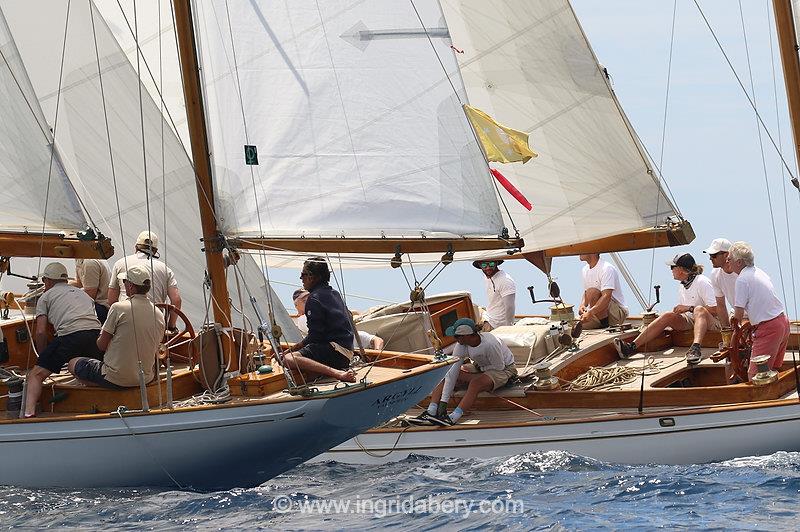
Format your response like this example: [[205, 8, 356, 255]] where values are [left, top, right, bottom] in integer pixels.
[[338, 369, 357, 383]]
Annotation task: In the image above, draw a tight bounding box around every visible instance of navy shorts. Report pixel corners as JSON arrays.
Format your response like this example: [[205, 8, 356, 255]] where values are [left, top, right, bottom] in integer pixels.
[[95, 303, 109, 324], [299, 343, 350, 370], [72, 358, 123, 389], [37, 329, 102, 374]]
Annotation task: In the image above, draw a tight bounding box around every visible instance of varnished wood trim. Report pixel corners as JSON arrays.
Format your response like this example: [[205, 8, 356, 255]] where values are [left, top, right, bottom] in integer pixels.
[[0, 232, 113, 259]]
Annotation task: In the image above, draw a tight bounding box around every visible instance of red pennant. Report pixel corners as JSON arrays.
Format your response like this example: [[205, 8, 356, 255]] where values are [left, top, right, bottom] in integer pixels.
[[490, 169, 532, 211]]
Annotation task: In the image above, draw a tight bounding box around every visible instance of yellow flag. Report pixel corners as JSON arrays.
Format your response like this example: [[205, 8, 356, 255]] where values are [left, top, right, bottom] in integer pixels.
[[464, 104, 537, 164]]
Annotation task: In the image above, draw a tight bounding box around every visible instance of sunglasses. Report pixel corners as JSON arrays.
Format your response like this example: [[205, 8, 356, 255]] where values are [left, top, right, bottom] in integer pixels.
[[479, 261, 497, 268], [300, 271, 313, 279], [709, 252, 725, 259]]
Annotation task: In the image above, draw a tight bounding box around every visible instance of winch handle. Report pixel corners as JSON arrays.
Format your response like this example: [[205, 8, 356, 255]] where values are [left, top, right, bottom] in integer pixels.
[[527, 285, 535, 304], [645, 285, 661, 313]]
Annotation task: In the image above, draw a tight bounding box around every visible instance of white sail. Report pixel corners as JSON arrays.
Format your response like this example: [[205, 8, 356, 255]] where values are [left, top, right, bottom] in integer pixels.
[[0, 6, 87, 233], [192, 0, 504, 241], [1, 0, 300, 340], [440, 0, 680, 252]]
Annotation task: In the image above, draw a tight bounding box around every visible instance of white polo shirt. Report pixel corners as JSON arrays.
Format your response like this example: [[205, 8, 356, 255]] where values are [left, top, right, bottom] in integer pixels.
[[582, 259, 627, 309], [484, 270, 516, 328], [677, 274, 716, 308], [734, 266, 784, 325]]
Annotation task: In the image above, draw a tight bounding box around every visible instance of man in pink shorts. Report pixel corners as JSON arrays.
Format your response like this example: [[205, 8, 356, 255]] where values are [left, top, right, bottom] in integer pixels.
[[727, 242, 790, 379]]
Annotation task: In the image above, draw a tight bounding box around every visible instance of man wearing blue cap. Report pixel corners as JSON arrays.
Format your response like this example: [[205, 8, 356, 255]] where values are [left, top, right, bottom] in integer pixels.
[[413, 318, 516, 426]]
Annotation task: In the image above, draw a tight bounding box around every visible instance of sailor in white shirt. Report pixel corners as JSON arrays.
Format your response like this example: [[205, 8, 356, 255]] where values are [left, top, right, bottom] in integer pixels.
[[615, 253, 719, 365], [578, 253, 629, 329], [415, 318, 516, 426], [703, 238, 738, 329], [474, 259, 515, 330], [727, 241, 790, 379]]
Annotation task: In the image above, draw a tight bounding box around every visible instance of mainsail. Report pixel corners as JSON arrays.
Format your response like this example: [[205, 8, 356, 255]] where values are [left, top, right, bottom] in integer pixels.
[[2, 0, 299, 338], [192, 0, 505, 243], [0, 6, 87, 233], [440, 0, 682, 253]]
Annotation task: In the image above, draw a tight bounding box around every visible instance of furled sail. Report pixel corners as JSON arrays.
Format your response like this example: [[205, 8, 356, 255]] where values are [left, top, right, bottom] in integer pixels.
[[0, 7, 87, 233], [1, 0, 300, 339], [439, 0, 681, 252], [192, 0, 505, 243]]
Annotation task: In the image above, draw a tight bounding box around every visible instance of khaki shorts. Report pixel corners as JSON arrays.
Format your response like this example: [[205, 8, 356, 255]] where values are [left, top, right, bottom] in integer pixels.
[[467, 363, 517, 390], [583, 298, 629, 329], [676, 312, 721, 331]]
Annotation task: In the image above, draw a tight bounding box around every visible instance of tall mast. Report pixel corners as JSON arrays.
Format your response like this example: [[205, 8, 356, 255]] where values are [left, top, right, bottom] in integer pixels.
[[773, 0, 800, 174], [172, 0, 236, 372]]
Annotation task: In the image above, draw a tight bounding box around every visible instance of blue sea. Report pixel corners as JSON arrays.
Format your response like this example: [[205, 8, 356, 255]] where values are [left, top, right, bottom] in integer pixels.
[[3, 451, 799, 529]]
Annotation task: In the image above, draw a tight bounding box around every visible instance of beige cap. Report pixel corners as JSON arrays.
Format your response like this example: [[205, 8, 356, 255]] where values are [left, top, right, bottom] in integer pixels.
[[118, 264, 151, 286], [703, 238, 732, 255], [41, 262, 69, 281], [136, 230, 159, 250]]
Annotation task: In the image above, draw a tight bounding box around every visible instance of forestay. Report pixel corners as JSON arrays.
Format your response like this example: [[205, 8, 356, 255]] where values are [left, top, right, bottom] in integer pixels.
[[0, 7, 86, 233], [1, 0, 300, 340], [440, 0, 680, 252], [192, 0, 504, 241]]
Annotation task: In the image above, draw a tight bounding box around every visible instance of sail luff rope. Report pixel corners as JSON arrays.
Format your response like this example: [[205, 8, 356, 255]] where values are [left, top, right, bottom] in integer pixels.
[[737, 0, 788, 308], [221, 0, 277, 323], [648, 0, 678, 307], [767, 1, 799, 323], [693, 0, 798, 184]]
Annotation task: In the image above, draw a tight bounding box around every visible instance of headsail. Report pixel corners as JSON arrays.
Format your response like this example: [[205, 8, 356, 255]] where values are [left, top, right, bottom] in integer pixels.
[[192, 0, 507, 249], [0, 7, 87, 233], [440, 0, 684, 253], [2, 0, 299, 339]]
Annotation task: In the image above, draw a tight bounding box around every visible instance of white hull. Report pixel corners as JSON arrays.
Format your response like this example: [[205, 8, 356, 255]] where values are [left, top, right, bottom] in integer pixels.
[[317, 400, 800, 465], [0, 363, 451, 489]]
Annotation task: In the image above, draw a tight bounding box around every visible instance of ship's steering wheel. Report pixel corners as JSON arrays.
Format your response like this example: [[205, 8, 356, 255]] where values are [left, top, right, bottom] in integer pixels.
[[727, 317, 752, 383], [156, 303, 197, 366]]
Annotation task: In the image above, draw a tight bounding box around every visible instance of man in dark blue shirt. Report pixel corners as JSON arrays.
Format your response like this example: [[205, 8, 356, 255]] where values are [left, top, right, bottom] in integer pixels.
[[284, 257, 356, 383]]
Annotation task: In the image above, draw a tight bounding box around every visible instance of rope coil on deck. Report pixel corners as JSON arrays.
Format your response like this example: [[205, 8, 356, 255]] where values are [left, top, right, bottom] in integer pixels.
[[564, 357, 662, 391]]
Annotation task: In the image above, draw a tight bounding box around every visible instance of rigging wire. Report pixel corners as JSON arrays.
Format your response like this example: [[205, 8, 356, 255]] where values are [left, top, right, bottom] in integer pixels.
[[692, 0, 798, 184], [648, 0, 678, 308], [766, 2, 799, 323], [737, 0, 788, 308]]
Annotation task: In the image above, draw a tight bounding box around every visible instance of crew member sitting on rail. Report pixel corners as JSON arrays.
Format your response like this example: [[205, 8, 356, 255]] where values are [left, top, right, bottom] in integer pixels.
[[704, 238, 739, 329], [72, 258, 111, 323], [726, 242, 790, 380], [415, 318, 516, 426], [108, 230, 181, 334], [68, 265, 165, 389], [614, 253, 719, 365], [24, 262, 103, 417], [474, 259, 516, 331], [284, 257, 356, 383], [578, 253, 629, 329]]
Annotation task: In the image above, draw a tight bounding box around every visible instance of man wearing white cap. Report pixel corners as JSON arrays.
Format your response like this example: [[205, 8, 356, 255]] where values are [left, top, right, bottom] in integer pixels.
[[24, 262, 103, 417], [703, 238, 738, 329], [69, 265, 165, 389], [108, 230, 181, 332]]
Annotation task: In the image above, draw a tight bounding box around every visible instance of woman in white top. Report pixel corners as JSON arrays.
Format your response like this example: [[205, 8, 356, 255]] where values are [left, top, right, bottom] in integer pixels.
[[615, 253, 719, 364], [727, 241, 790, 379]]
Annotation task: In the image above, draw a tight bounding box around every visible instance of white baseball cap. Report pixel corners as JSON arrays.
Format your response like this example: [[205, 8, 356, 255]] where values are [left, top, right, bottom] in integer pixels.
[[703, 238, 732, 255], [136, 230, 159, 250], [41, 262, 68, 281], [118, 264, 151, 286]]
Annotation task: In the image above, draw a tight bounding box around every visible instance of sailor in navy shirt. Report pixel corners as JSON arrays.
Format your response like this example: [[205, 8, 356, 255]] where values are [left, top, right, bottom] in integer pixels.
[[284, 257, 356, 383]]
